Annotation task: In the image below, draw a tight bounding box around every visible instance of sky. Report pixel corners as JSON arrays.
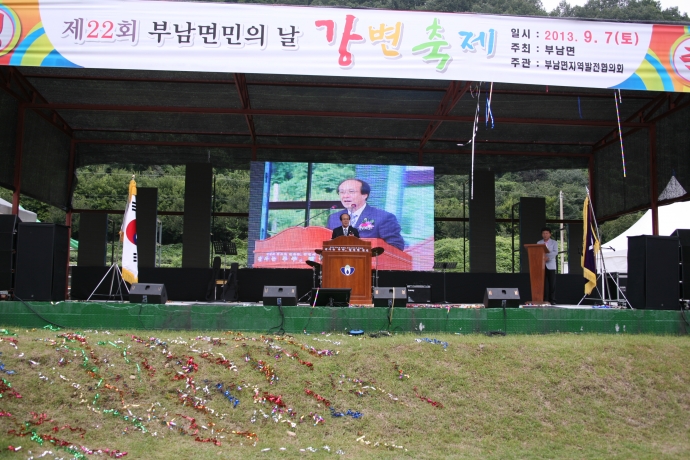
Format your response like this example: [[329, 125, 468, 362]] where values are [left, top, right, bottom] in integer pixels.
[[540, 0, 689, 16]]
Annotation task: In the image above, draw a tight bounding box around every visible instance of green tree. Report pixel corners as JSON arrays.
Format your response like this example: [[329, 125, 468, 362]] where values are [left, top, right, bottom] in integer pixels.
[[599, 211, 643, 242], [550, 0, 689, 21]]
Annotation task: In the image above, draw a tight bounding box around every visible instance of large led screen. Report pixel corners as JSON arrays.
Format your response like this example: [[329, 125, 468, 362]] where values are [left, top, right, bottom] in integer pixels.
[[248, 162, 434, 271]]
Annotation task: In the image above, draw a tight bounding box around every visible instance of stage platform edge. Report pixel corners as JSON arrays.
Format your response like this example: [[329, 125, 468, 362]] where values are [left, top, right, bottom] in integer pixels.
[[0, 301, 687, 335]]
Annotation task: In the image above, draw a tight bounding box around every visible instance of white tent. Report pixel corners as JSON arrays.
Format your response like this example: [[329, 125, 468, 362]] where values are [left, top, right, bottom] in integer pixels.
[[601, 201, 690, 273], [0, 197, 38, 223]]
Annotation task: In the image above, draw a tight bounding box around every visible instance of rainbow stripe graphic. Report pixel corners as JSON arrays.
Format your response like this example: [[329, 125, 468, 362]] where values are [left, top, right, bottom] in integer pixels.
[[615, 25, 690, 92], [9, 21, 78, 67]]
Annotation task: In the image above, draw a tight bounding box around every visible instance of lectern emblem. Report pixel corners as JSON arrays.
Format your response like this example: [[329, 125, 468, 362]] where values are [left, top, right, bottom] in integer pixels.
[[340, 265, 355, 276]]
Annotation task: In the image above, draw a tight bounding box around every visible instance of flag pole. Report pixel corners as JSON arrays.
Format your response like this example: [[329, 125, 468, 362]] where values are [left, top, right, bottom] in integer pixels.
[[579, 187, 632, 308]]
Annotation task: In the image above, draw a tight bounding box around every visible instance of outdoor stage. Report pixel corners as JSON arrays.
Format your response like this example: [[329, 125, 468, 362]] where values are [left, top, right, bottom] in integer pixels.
[[71, 267, 593, 304], [0, 300, 686, 335]]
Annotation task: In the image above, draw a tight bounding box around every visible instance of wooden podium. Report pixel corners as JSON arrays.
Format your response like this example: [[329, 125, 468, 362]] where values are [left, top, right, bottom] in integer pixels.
[[253, 227, 412, 270], [321, 236, 372, 305], [524, 244, 549, 303]]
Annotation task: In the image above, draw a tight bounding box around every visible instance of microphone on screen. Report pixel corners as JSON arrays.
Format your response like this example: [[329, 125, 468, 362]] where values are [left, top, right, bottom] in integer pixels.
[[293, 205, 338, 228]]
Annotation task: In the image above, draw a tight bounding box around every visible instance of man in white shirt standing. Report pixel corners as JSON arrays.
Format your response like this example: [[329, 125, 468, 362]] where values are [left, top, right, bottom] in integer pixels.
[[537, 227, 558, 305]]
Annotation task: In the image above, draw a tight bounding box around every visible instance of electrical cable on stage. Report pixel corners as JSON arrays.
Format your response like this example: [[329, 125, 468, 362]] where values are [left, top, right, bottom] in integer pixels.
[[268, 298, 286, 336], [14, 296, 66, 329]]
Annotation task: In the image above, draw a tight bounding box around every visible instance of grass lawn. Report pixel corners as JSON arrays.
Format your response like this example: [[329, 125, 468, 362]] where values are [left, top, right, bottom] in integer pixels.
[[0, 329, 688, 459]]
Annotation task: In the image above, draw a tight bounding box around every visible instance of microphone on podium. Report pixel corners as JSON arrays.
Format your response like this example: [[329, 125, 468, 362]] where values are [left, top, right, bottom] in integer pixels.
[[293, 205, 337, 227]]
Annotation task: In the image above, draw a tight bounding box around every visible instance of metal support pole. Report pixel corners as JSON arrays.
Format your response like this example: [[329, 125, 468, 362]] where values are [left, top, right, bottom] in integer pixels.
[[587, 154, 595, 212], [558, 190, 565, 273], [510, 204, 515, 273], [64, 139, 77, 300], [110, 217, 115, 266], [462, 181, 466, 272], [649, 124, 659, 235], [65, 211, 72, 299], [304, 163, 313, 226], [11, 104, 26, 215]]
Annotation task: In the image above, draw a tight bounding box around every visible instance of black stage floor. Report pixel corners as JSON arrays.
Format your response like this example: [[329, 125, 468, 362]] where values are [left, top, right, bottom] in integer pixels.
[[72, 266, 588, 305]]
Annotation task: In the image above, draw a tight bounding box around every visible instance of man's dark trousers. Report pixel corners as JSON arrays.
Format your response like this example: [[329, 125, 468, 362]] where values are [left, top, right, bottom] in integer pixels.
[[544, 269, 556, 304]]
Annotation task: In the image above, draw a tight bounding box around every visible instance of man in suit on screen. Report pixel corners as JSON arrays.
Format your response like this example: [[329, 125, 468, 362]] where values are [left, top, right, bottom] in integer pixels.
[[326, 178, 405, 250], [331, 213, 360, 239]]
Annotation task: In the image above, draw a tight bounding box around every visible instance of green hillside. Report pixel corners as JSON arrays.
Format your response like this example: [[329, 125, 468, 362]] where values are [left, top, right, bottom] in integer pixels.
[[0, 329, 689, 459]]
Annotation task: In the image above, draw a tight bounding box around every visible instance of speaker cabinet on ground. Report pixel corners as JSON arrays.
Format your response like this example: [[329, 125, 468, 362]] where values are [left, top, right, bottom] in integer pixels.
[[129, 283, 168, 304], [373, 287, 407, 307], [263, 286, 297, 306], [484, 288, 521, 308], [627, 235, 679, 310], [14, 223, 69, 301], [406, 285, 431, 303], [0, 214, 20, 291]]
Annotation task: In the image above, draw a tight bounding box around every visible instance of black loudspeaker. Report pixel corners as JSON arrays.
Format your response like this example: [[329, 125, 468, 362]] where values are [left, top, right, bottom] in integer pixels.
[[672, 229, 690, 246], [182, 164, 213, 268], [222, 262, 239, 301], [129, 283, 168, 304], [373, 287, 407, 307], [0, 214, 20, 234], [0, 215, 20, 291], [263, 286, 297, 306], [14, 223, 69, 301], [406, 285, 431, 303], [627, 235, 679, 309], [672, 229, 690, 300], [484, 288, 520, 308], [77, 213, 108, 267]]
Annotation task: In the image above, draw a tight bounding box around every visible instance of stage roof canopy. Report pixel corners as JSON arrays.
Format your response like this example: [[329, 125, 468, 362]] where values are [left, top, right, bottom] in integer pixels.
[[0, 1, 688, 222]]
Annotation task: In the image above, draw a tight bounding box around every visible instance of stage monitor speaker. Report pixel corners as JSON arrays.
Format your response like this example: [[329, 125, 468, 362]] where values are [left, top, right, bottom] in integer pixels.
[[14, 223, 69, 301], [263, 286, 297, 306], [627, 235, 679, 309], [129, 283, 168, 304], [406, 285, 431, 303], [373, 287, 407, 307], [484, 288, 521, 308]]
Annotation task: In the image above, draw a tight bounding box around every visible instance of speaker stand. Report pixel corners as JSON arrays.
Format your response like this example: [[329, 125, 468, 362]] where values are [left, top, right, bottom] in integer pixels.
[[87, 264, 130, 301], [433, 262, 457, 304]]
